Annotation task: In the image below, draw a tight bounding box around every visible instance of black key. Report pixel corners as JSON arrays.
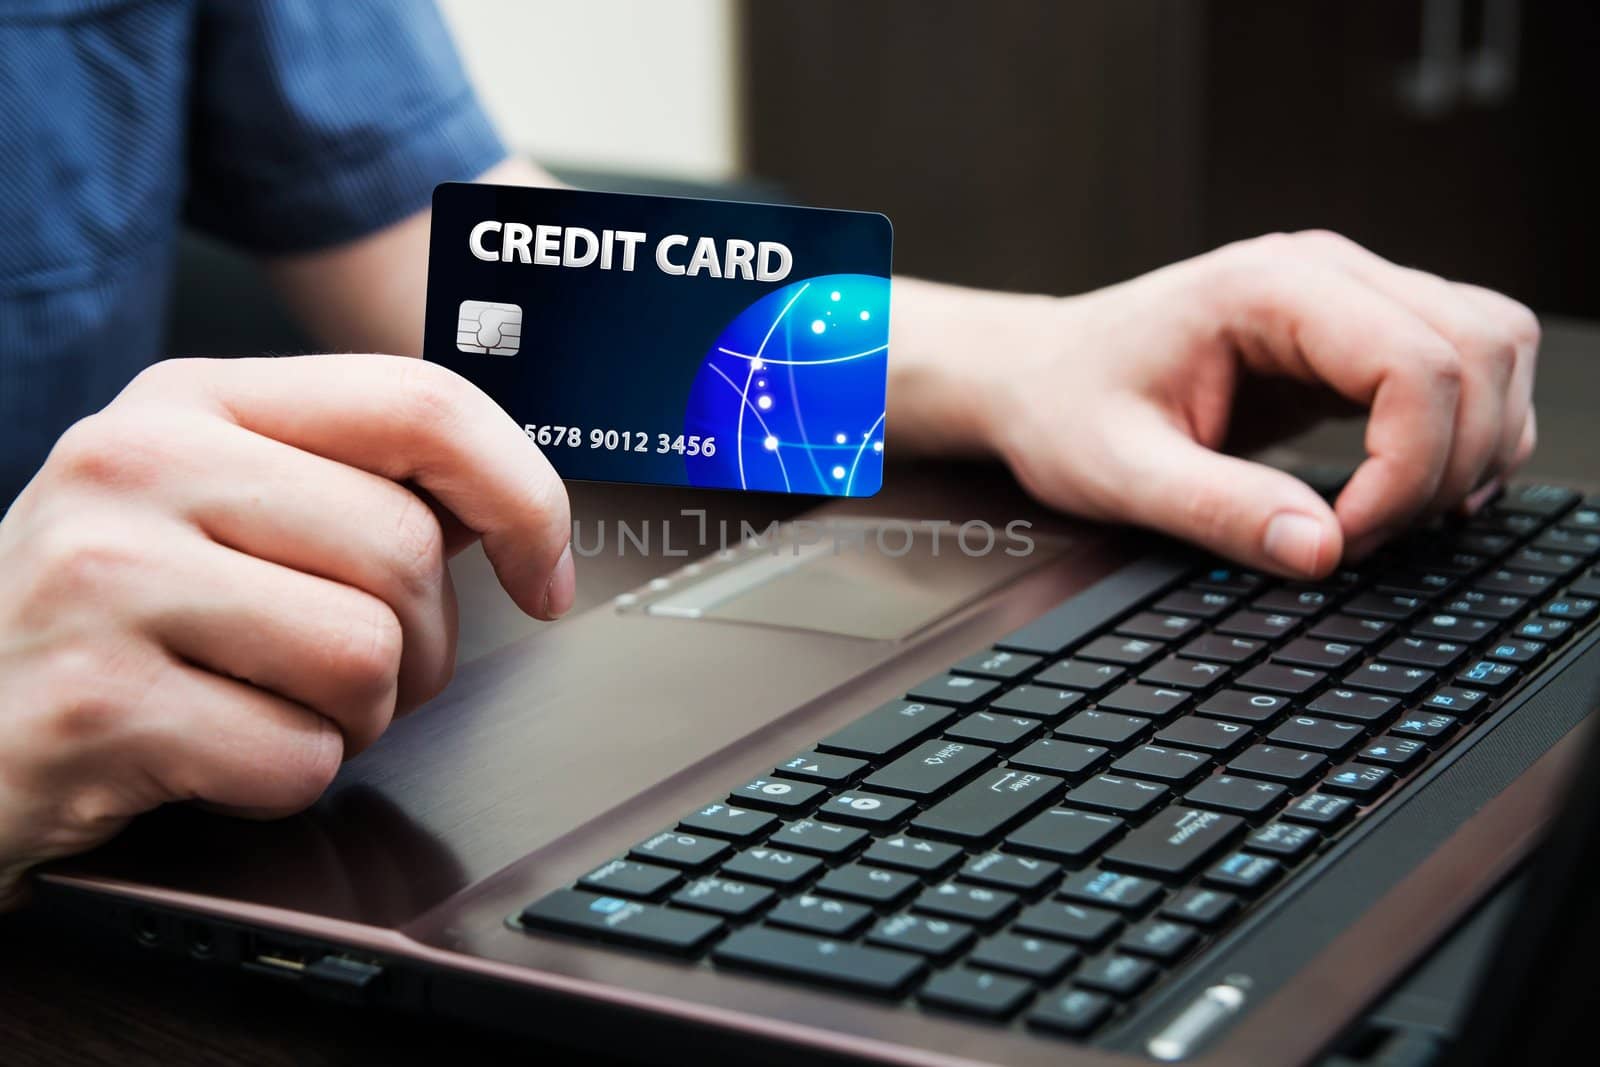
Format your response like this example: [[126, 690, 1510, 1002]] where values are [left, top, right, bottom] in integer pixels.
[[1058, 869, 1164, 911], [865, 739, 995, 798], [1375, 570, 1456, 598], [1456, 659, 1519, 690], [1514, 617, 1573, 643], [1469, 510, 1541, 538], [712, 926, 925, 996], [721, 847, 823, 888], [1380, 637, 1468, 670], [1006, 807, 1126, 863], [1028, 987, 1113, 1035], [1008, 738, 1108, 778], [1443, 590, 1527, 621], [522, 890, 722, 955], [1344, 661, 1434, 697], [1267, 715, 1365, 755], [989, 685, 1086, 722], [1152, 589, 1235, 619], [1507, 548, 1586, 578], [578, 859, 681, 899], [919, 968, 1034, 1018], [1112, 744, 1211, 784], [1273, 637, 1361, 671], [814, 864, 920, 907], [946, 711, 1043, 748], [817, 790, 916, 828], [679, 803, 779, 843], [1563, 504, 1600, 531], [907, 673, 1001, 709], [1410, 611, 1495, 643], [952, 648, 1041, 681], [913, 769, 1064, 843], [1196, 689, 1289, 724], [1056, 708, 1151, 746], [1141, 655, 1230, 690], [671, 877, 776, 918], [1236, 663, 1325, 697], [1453, 530, 1513, 556], [1076, 634, 1167, 667], [915, 881, 1021, 925], [1120, 918, 1200, 962], [1534, 528, 1600, 556], [1306, 687, 1401, 725], [1345, 593, 1423, 621], [818, 700, 956, 759], [1075, 954, 1157, 996], [1160, 887, 1238, 927], [970, 933, 1080, 981], [1570, 573, 1600, 599], [1184, 774, 1287, 817], [997, 560, 1190, 655], [1102, 805, 1243, 879], [731, 776, 826, 813], [1097, 684, 1192, 720], [1227, 744, 1329, 785], [868, 914, 975, 959], [1543, 596, 1599, 622], [1477, 569, 1557, 598], [629, 831, 731, 870], [1495, 484, 1579, 517], [774, 750, 866, 785], [1485, 638, 1547, 666], [961, 851, 1061, 894], [1156, 715, 1253, 755], [1203, 852, 1282, 893], [771, 818, 868, 858], [1062, 774, 1168, 817], [862, 834, 964, 876], [1412, 550, 1487, 578], [1391, 711, 1458, 744], [766, 893, 873, 937], [1244, 821, 1318, 860], [1308, 614, 1393, 645], [1191, 565, 1267, 596], [1179, 633, 1263, 664], [1216, 610, 1298, 641], [1281, 792, 1355, 828], [1034, 658, 1127, 693], [1117, 612, 1201, 641], [1359, 736, 1427, 768], [1323, 763, 1396, 798], [1014, 901, 1122, 946], [1254, 587, 1332, 616], [1422, 686, 1489, 718]]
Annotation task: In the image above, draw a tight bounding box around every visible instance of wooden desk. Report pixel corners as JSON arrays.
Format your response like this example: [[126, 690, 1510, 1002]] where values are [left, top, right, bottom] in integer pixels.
[[3, 321, 1595, 1066]]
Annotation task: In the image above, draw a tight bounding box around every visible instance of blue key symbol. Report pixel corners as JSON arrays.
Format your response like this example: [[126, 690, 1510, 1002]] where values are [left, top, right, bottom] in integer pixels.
[[589, 896, 628, 914]]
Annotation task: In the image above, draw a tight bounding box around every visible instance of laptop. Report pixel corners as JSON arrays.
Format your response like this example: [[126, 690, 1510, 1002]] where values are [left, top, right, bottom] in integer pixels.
[[33, 471, 1600, 1065]]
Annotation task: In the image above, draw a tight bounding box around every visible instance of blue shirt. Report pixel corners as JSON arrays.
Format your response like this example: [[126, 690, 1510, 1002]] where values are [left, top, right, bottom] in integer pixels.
[[0, 0, 506, 503]]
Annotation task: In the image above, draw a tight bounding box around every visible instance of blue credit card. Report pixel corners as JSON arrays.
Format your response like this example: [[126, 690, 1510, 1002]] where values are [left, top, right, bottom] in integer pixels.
[[424, 183, 893, 496]]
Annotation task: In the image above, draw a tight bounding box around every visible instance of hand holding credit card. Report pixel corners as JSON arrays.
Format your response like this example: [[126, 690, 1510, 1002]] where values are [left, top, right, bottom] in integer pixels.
[[424, 184, 892, 496]]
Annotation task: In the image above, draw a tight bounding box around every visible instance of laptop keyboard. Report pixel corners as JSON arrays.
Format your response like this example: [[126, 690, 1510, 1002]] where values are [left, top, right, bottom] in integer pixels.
[[518, 483, 1600, 1039]]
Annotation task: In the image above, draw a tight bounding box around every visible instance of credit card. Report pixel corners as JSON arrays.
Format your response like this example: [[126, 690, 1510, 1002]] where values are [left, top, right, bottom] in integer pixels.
[[423, 183, 892, 496]]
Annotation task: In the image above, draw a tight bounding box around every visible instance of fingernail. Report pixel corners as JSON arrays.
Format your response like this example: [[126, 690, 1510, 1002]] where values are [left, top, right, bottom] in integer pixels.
[[1263, 512, 1326, 576], [542, 543, 576, 619], [1463, 477, 1504, 516]]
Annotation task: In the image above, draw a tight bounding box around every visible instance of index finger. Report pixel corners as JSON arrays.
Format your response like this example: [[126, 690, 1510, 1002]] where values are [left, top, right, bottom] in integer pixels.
[[129, 354, 572, 619]]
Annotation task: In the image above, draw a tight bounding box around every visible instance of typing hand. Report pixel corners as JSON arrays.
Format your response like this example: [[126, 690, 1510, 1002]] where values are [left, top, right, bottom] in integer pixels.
[[899, 231, 1539, 577], [0, 356, 574, 908]]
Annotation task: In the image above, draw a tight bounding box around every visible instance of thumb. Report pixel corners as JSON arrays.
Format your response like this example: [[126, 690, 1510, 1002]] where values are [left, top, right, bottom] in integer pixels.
[[1098, 409, 1344, 578]]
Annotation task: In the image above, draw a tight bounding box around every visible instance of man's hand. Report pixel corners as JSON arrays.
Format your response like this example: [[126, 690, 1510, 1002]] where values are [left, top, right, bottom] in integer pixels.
[[0, 355, 574, 908], [890, 230, 1539, 576]]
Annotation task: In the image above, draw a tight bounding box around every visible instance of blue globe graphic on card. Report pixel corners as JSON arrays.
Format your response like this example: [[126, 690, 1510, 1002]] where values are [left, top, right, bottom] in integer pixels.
[[682, 274, 889, 495]]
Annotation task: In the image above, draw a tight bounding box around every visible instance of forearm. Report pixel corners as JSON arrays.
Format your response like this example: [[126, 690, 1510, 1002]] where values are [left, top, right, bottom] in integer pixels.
[[264, 158, 563, 356]]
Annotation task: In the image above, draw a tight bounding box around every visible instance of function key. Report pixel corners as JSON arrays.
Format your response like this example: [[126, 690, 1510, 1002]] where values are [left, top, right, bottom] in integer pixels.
[[946, 711, 1044, 749], [1196, 689, 1290, 724], [577, 859, 681, 899], [1191, 566, 1267, 596], [1008, 737, 1109, 778], [918, 968, 1034, 1018], [1456, 660, 1519, 690], [906, 673, 1001, 709], [1345, 593, 1424, 622], [1203, 852, 1282, 893], [1253, 586, 1333, 616], [1443, 590, 1527, 620], [1235, 663, 1325, 697], [868, 914, 976, 960], [521, 890, 722, 955], [1494, 484, 1579, 518], [1153, 589, 1236, 619], [773, 750, 866, 785], [817, 700, 956, 759], [1096, 683, 1192, 720], [1160, 887, 1239, 927], [1308, 614, 1393, 645], [818, 790, 916, 828], [1513, 617, 1572, 643], [1028, 987, 1113, 1035], [1075, 635, 1167, 667], [1075, 953, 1158, 996], [731, 776, 826, 813], [970, 933, 1080, 981], [1178, 633, 1263, 664], [1306, 688, 1400, 725], [679, 803, 779, 843], [1343, 661, 1434, 697], [1006, 807, 1126, 863], [671, 877, 776, 919], [990, 685, 1087, 721], [1215, 610, 1299, 641], [1542, 596, 1599, 622], [863, 834, 964, 876], [813, 864, 920, 907], [1389, 711, 1458, 744], [628, 830, 732, 870], [1380, 636, 1467, 670], [1155, 715, 1253, 755], [771, 818, 867, 858], [1485, 638, 1547, 666], [915, 881, 1022, 926], [1422, 686, 1489, 718], [951, 648, 1041, 681], [765, 893, 872, 937], [1034, 658, 1127, 693], [1183, 774, 1286, 818], [1117, 612, 1201, 641], [1281, 792, 1355, 828], [960, 851, 1062, 894], [1358, 736, 1428, 769], [1409, 612, 1495, 643], [1273, 637, 1361, 671], [712, 926, 925, 996], [1323, 763, 1396, 799]]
